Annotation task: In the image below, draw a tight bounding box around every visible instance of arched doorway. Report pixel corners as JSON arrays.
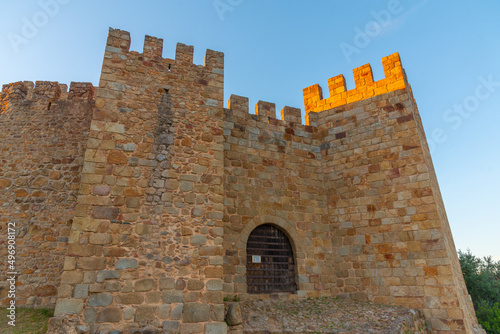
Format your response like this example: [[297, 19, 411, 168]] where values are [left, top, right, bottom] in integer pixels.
[[246, 224, 297, 294]]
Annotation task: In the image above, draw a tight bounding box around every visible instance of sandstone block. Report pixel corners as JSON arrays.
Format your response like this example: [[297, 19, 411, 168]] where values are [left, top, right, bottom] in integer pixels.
[[146, 292, 161, 304], [63, 257, 77, 271], [73, 284, 89, 299], [161, 290, 183, 304], [96, 308, 122, 323], [159, 277, 175, 290], [165, 180, 179, 190], [105, 281, 121, 292], [91, 206, 119, 219], [36, 285, 57, 297], [190, 234, 206, 246], [163, 321, 180, 333], [32, 176, 48, 187], [57, 284, 73, 298], [54, 298, 83, 316], [107, 150, 128, 164], [136, 223, 153, 235], [182, 303, 210, 323], [93, 185, 111, 196], [61, 271, 84, 284], [88, 293, 113, 307], [158, 304, 171, 319], [180, 181, 193, 192], [83, 308, 96, 323], [187, 280, 204, 291], [123, 307, 134, 320], [206, 279, 223, 291], [77, 257, 106, 270], [0, 178, 12, 188], [166, 304, 182, 322], [116, 292, 144, 305], [97, 270, 120, 282], [204, 266, 223, 278], [205, 322, 228, 334], [211, 304, 225, 322], [67, 244, 97, 257], [115, 258, 137, 269], [135, 305, 157, 322], [135, 278, 156, 292]]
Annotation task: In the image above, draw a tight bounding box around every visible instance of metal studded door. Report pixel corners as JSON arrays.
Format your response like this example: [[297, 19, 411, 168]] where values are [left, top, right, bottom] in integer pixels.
[[246, 224, 297, 294]]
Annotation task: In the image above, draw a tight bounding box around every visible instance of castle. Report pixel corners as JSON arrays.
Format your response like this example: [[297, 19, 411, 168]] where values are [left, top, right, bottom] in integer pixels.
[[0, 28, 484, 333]]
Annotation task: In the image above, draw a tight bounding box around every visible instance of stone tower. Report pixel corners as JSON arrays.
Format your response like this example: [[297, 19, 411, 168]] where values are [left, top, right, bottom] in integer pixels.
[[0, 28, 483, 333]]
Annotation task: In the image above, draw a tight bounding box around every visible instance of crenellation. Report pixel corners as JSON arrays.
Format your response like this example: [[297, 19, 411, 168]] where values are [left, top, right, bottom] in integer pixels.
[[23, 81, 34, 99], [33, 81, 62, 100], [2, 81, 28, 100], [281, 106, 301, 123], [143, 34, 163, 59], [352, 63, 374, 88], [328, 74, 347, 97], [255, 100, 276, 118], [59, 83, 69, 100], [205, 49, 224, 71], [105, 27, 131, 54], [68, 82, 95, 100], [0, 28, 484, 334], [175, 42, 194, 64], [228, 94, 249, 113], [303, 52, 406, 125], [0, 80, 95, 104]]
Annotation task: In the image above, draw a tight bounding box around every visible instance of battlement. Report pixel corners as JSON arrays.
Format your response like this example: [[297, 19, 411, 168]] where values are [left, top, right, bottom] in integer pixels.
[[302, 52, 406, 124], [1, 81, 94, 104], [228, 94, 302, 125], [105, 28, 224, 70], [0, 28, 483, 334]]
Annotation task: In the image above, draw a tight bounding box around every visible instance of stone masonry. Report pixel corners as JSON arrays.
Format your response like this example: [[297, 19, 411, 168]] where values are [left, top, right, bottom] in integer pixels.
[[0, 28, 484, 333]]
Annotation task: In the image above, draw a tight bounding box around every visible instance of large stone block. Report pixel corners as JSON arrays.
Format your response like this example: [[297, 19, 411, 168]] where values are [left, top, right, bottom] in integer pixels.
[[205, 322, 228, 334], [161, 290, 183, 304], [135, 305, 157, 322], [159, 277, 176, 290], [115, 258, 137, 269], [135, 278, 156, 292], [163, 321, 180, 333], [54, 298, 84, 316], [116, 292, 144, 305], [182, 303, 210, 323], [96, 308, 122, 323], [88, 293, 113, 306]]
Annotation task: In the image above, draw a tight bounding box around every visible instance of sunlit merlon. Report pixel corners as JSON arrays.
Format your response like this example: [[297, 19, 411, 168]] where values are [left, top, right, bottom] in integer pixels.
[[303, 52, 406, 125]]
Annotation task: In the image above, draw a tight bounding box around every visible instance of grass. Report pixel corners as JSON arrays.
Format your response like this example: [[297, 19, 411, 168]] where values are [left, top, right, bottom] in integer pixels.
[[0, 307, 53, 334]]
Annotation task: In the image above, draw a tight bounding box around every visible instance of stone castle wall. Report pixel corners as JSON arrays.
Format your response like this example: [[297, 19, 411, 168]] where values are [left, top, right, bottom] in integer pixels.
[[0, 28, 484, 334], [222, 96, 333, 299], [0, 81, 94, 307]]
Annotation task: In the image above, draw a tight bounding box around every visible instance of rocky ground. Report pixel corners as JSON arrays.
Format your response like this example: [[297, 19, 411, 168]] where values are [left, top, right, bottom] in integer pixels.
[[228, 296, 429, 333]]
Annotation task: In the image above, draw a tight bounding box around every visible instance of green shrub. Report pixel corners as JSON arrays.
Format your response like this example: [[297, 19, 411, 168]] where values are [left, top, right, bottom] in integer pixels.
[[476, 301, 500, 334], [459, 249, 500, 334]]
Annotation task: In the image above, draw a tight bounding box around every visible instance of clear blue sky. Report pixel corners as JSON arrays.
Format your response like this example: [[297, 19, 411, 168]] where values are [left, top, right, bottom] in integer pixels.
[[1, 1, 499, 259]]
